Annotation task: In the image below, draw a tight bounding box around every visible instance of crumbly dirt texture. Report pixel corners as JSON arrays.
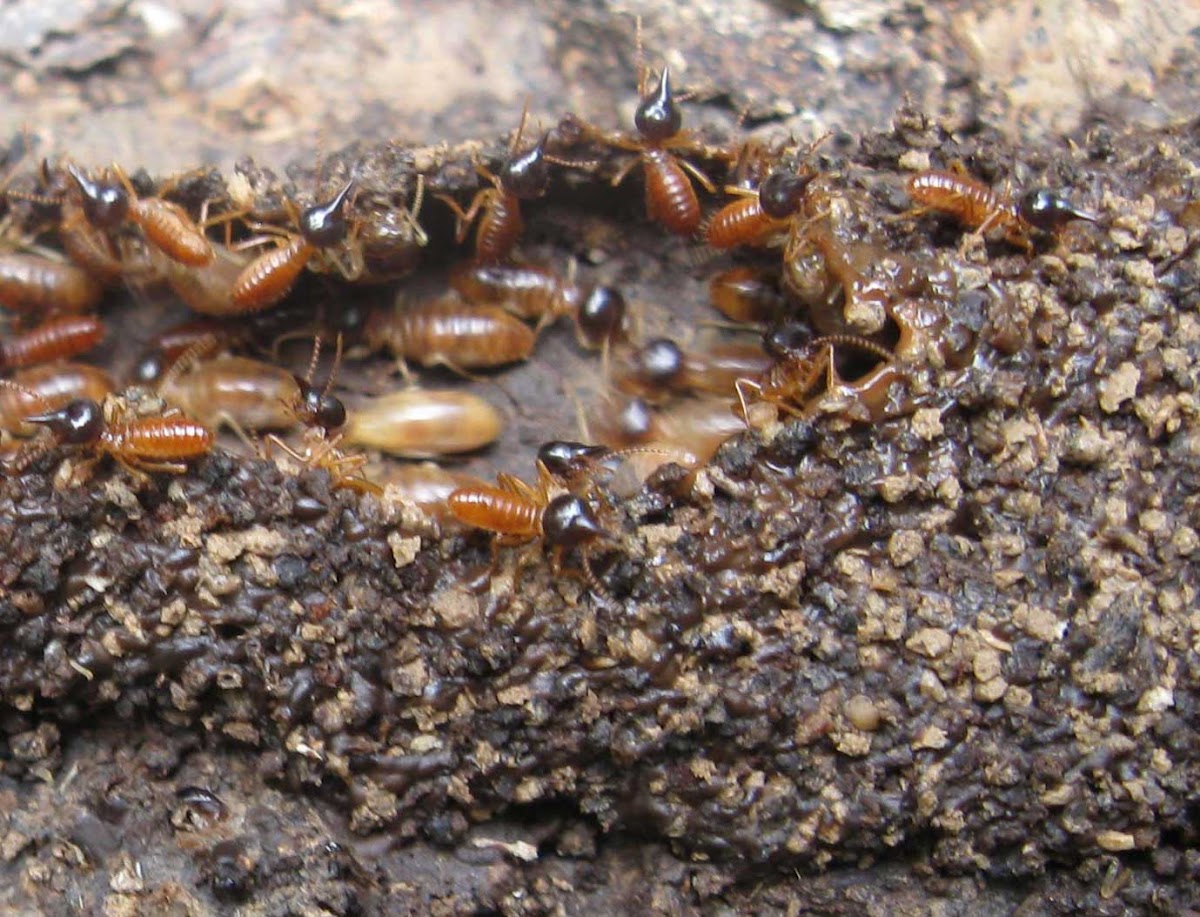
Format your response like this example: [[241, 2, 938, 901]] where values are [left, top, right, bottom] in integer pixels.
[[2, 1, 1200, 915]]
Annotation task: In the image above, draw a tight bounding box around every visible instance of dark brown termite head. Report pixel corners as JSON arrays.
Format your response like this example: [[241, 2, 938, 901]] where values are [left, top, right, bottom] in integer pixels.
[[763, 323, 810, 360], [634, 67, 682, 144], [542, 494, 607, 550], [66, 164, 130, 228], [293, 376, 347, 432], [576, 286, 628, 347], [759, 170, 815, 220], [636, 338, 685, 387], [1018, 188, 1097, 231], [299, 180, 355, 247], [25, 397, 104, 444], [501, 133, 552, 200], [131, 349, 168, 385], [538, 440, 611, 480]]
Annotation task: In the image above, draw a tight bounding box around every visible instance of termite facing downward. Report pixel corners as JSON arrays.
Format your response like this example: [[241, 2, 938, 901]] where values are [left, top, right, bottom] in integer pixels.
[[446, 474, 613, 604]]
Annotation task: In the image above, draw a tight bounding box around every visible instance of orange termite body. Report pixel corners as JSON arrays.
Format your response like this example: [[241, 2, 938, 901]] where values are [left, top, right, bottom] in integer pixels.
[[449, 262, 582, 324], [343, 389, 502, 458], [708, 266, 784, 323], [0, 253, 104, 316], [0, 315, 104, 369], [366, 294, 536, 370], [66, 164, 214, 267], [448, 480, 544, 541], [905, 169, 1029, 249], [10, 396, 214, 475], [103, 416, 215, 463], [704, 170, 815, 249], [229, 181, 355, 313], [438, 120, 552, 264]]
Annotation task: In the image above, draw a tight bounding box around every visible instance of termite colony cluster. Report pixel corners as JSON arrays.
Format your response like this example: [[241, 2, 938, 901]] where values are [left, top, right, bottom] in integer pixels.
[[0, 45, 1098, 606]]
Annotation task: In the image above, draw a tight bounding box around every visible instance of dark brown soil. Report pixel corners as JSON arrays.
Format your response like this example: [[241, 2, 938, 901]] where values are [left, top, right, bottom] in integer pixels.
[[2, 1, 1200, 914]]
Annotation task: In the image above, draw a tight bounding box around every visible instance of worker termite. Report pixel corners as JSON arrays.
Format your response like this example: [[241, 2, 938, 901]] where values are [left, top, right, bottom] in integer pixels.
[[378, 462, 491, 525], [342, 388, 503, 458], [0, 315, 104, 370], [261, 336, 381, 495], [613, 338, 771, 402], [903, 169, 1095, 252], [365, 293, 537, 374], [587, 394, 744, 465], [708, 265, 785, 324], [3, 389, 214, 476], [736, 330, 905, 427], [436, 108, 555, 264], [446, 474, 615, 606], [65, 163, 214, 266], [338, 178, 428, 283], [0, 252, 104, 316], [228, 180, 356, 313], [449, 261, 583, 329], [0, 363, 114, 436], [703, 167, 816, 250], [574, 285, 632, 351], [158, 354, 311, 435]]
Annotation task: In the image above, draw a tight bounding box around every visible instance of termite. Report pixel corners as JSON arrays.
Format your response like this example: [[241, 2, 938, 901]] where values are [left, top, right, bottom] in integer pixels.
[[228, 180, 355, 313], [904, 169, 1095, 252], [588, 394, 744, 465], [378, 462, 491, 524], [736, 330, 904, 426], [158, 241, 251, 317], [0, 363, 114, 436], [617, 66, 716, 235], [436, 108, 554, 264], [446, 474, 614, 604], [703, 168, 816, 249], [0, 253, 104, 316], [66, 164, 214, 266], [262, 335, 381, 495], [158, 355, 308, 434], [342, 388, 503, 458], [4, 390, 213, 475], [613, 338, 771, 402], [365, 293, 537, 374], [708, 265, 785, 324], [449, 261, 583, 329], [574, 285, 632, 351], [0, 315, 104, 369]]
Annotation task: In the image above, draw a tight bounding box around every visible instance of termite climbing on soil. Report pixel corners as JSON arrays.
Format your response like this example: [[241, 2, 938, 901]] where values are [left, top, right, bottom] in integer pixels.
[[447, 473, 615, 606], [904, 169, 1095, 252], [436, 107, 556, 264], [2, 386, 213, 476], [227, 180, 356, 313]]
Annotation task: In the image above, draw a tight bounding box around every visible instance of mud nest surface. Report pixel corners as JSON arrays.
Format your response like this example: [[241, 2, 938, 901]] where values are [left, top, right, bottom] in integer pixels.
[[3, 9, 1200, 917]]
